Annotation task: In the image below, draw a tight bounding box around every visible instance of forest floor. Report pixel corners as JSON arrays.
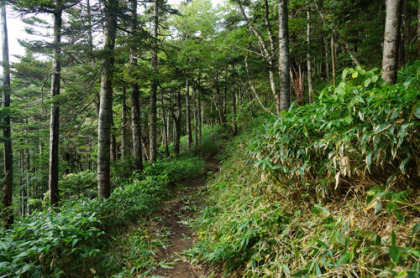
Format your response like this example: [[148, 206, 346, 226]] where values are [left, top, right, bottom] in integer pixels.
[[147, 152, 220, 278]]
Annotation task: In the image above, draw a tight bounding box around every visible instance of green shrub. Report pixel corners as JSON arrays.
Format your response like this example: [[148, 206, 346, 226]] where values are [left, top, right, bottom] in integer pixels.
[[190, 64, 420, 277], [0, 154, 205, 277], [60, 170, 97, 200], [250, 64, 419, 197]]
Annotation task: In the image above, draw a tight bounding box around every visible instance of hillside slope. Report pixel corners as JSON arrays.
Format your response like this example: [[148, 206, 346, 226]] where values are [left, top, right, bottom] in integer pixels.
[[189, 64, 420, 277]]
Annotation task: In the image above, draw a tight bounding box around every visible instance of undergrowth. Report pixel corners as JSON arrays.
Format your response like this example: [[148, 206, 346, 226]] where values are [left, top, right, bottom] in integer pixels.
[[0, 156, 205, 277], [189, 64, 420, 277]]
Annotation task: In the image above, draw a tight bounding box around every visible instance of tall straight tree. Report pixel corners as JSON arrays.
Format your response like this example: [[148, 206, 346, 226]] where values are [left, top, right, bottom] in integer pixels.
[[185, 79, 192, 148], [149, 0, 158, 162], [382, 0, 401, 84], [307, 9, 314, 103], [278, 0, 290, 111], [11, 0, 79, 206], [97, 0, 118, 198], [1, 0, 13, 227], [49, 0, 62, 207], [417, 0, 420, 58], [129, 0, 143, 171]]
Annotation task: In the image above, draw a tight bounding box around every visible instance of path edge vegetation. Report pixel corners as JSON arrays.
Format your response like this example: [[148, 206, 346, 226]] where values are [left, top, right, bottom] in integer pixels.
[[188, 63, 420, 278]]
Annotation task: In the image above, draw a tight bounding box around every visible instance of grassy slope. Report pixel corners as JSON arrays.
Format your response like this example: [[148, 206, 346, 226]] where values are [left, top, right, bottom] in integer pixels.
[[190, 64, 420, 277]]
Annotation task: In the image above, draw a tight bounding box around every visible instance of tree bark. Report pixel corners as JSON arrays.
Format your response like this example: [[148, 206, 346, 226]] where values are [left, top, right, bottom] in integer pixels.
[[382, 0, 401, 85], [121, 88, 128, 159], [48, 1, 62, 207], [198, 80, 202, 141], [417, 0, 420, 58], [86, 0, 93, 51], [185, 79, 192, 148], [110, 118, 117, 162], [149, 0, 158, 162], [161, 90, 170, 156], [173, 90, 182, 155], [278, 0, 290, 112], [307, 9, 314, 103], [129, 0, 142, 171], [231, 71, 238, 135], [398, 0, 406, 67], [324, 35, 330, 81], [97, 0, 117, 199], [331, 35, 336, 87], [1, 0, 13, 227], [192, 81, 198, 146]]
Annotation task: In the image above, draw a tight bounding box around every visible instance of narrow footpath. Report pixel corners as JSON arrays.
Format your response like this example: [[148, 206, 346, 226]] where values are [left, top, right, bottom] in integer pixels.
[[149, 154, 220, 278]]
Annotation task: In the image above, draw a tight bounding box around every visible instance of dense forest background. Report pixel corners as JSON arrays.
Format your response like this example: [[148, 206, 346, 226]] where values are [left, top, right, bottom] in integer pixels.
[[0, 0, 419, 277]]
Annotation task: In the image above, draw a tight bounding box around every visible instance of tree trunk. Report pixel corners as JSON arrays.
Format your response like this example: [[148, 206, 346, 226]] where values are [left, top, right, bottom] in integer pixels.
[[110, 118, 117, 162], [331, 35, 336, 87], [185, 79, 192, 148], [278, 0, 290, 112], [417, 0, 420, 58], [24, 119, 30, 216], [173, 90, 182, 155], [382, 0, 401, 85], [324, 35, 330, 81], [98, 0, 117, 199], [398, 0, 406, 67], [1, 0, 13, 227], [192, 81, 198, 146], [129, 0, 142, 171], [198, 81, 202, 141], [307, 9, 314, 103], [48, 2, 62, 207], [231, 82, 237, 135], [149, 0, 158, 162], [86, 0, 93, 51], [161, 91, 170, 156], [121, 88, 128, 159]]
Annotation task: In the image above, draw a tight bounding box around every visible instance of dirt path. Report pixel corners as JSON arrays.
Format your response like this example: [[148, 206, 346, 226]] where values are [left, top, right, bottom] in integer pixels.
[[150, 156, 220, 278]]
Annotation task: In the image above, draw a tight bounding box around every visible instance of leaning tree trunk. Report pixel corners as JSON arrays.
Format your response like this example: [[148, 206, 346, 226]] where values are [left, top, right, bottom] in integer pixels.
[[129, 0, 143, 171], [149, 0, 158, 162], [382, 0, 401, 85], [1, 0, 13, 227], [97, 0, 117, 199], [307, 9, 314, 103], [278, 0, 290, 112]]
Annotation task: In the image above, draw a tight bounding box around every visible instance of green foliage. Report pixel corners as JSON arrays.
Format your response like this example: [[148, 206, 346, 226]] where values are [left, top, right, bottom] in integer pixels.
[[250, 64, 419, 197], [189, 64, 420, 277], [60, 170, 97, 200], [0, 155, 205, 277], [139, 157, 204, 185]]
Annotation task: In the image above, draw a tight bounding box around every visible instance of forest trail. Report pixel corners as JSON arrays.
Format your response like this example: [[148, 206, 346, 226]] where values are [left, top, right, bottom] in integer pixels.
[[150, 153, 220, 278]]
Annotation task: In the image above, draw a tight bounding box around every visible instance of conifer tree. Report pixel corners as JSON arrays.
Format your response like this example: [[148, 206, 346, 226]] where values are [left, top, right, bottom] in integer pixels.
[[1, 0, 13, 227]]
